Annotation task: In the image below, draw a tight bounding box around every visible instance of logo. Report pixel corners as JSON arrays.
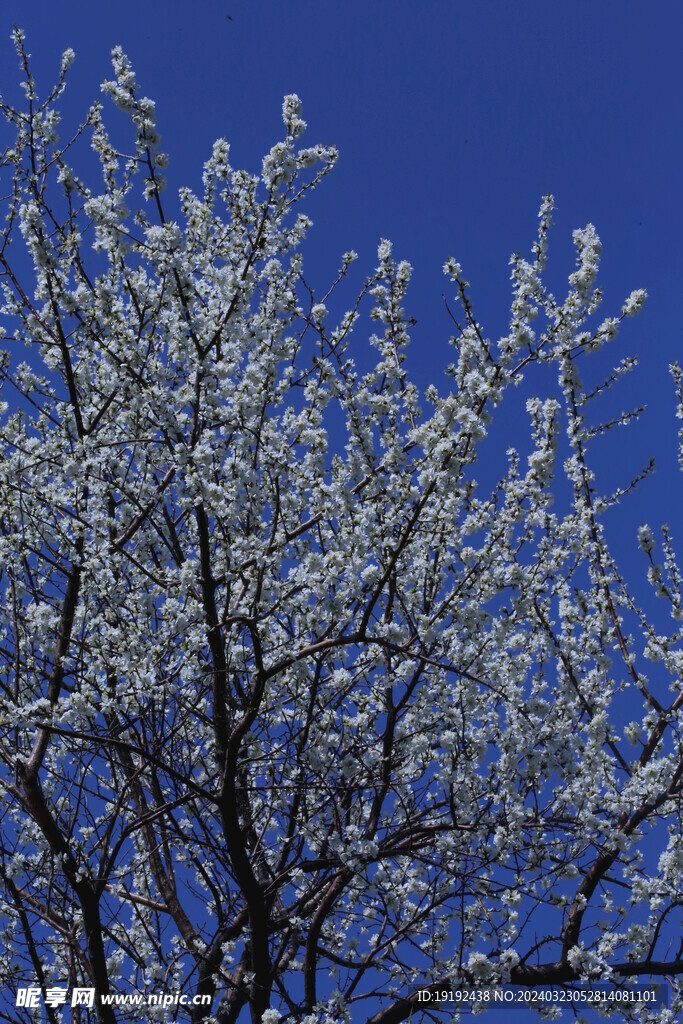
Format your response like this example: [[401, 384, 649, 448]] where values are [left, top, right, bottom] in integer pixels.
[[15, 986, 95, 1008]]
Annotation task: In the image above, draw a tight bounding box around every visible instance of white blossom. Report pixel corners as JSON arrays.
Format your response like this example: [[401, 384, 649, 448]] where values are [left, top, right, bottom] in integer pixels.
[[0, 34, 679, 1024]]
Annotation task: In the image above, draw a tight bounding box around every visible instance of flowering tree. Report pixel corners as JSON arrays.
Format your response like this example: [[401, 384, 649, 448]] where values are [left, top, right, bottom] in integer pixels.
[[0, 32, 681, 1024]]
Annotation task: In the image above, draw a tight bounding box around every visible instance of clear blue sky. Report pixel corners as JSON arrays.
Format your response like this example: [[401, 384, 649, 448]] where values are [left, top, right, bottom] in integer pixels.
[[1, 3, 682, 1018], [2, 0, 681, 576]]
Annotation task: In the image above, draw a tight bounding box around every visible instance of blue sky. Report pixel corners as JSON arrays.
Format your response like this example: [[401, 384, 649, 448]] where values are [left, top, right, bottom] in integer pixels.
[[1, 2, 682, 1019], [2, 0, 681, 579]]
